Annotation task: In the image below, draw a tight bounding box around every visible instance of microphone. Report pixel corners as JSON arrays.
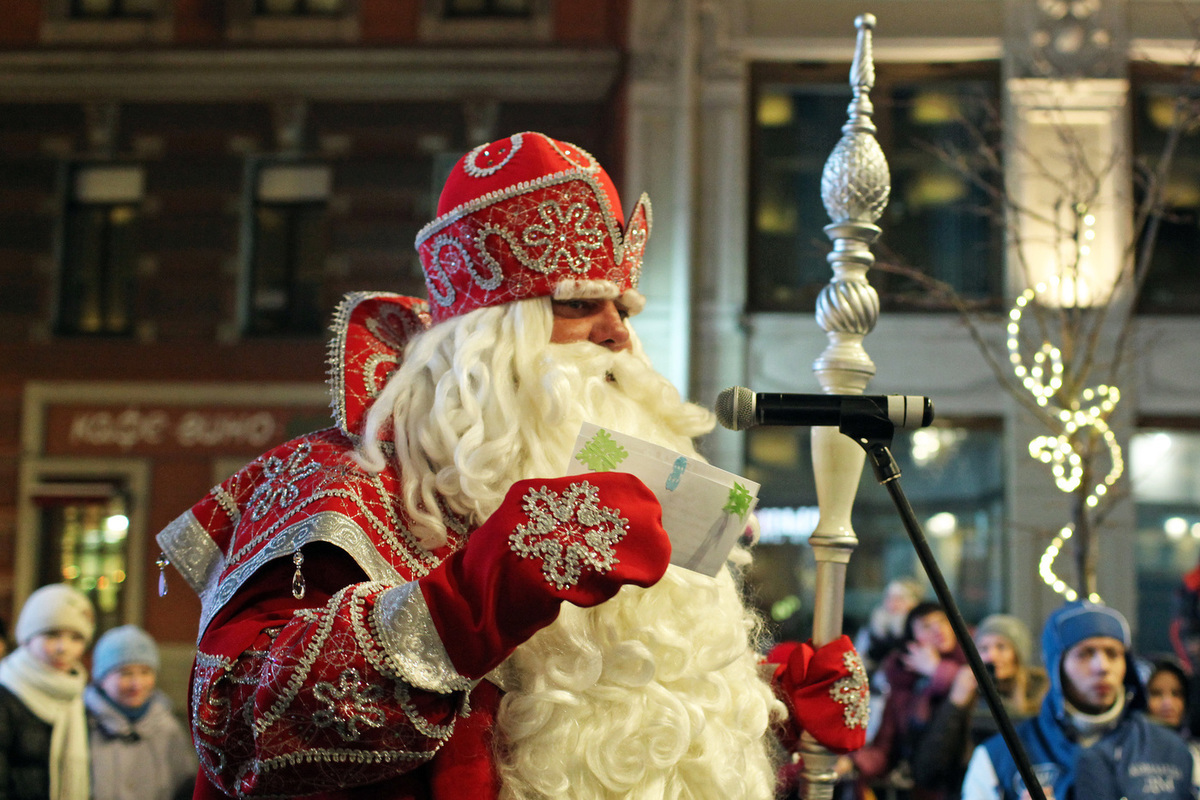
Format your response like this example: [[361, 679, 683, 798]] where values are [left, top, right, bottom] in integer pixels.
[[715, 386, 934, 432]]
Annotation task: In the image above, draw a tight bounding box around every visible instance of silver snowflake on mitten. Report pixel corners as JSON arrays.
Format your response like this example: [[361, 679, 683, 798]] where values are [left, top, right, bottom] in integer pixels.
[[832, 650, 870, 730], [510, 481, 629, 589]]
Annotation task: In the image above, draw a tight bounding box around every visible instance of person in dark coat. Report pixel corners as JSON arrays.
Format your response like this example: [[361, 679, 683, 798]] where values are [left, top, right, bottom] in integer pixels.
[[909, 614, 1047, 798], [838, 601, 968, 800], [0, 584, 95, 800]]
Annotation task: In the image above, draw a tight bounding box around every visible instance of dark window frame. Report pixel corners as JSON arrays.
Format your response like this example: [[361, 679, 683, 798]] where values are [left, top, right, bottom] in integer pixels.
[[69, 0, 158, 18], [443, 0, 533, 19], [55, 162, 144, 338], [748, 60, 1005, 314], [1129, 61, 1200, 316], [254, 0, 346, 16], [243, 159, 332, 338], [743, 416, 1007, 643]]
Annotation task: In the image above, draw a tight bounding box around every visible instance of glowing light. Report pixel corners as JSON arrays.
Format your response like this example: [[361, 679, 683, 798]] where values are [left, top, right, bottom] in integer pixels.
[[927, 512, 958, 538], [1010, 282, 1123, 602], [1166, 517, 1190, 538]]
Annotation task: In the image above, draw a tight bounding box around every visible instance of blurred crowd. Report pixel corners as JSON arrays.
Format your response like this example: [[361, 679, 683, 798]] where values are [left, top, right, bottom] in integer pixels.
[[5, 575, 1200, 800], [820, 579, 1200, 800], [0, 584, 196, 800]]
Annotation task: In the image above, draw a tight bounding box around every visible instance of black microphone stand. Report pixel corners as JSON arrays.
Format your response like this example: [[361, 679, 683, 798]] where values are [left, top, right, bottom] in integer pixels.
[[839, 410, 1049, 800]]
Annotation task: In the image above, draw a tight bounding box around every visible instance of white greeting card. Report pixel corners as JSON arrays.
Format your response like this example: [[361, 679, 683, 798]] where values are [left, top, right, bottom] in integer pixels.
[[564, 422, 760, 577]]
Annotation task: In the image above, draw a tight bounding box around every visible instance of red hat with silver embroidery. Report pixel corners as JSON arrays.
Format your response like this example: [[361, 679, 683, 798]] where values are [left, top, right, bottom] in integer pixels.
[[415, 131, 651, 325]]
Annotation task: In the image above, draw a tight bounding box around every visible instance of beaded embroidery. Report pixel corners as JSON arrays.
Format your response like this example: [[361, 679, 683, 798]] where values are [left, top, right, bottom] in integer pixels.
[[509, 481, 628, 590], [248, 441, 320, 521], [312, 668, 387, 742], [462, 132, 523, 178], [831, 649, 870, 730]]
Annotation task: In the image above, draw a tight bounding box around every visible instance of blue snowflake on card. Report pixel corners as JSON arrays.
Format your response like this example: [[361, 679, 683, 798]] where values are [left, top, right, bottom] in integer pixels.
[[666, 456, 688, 491]]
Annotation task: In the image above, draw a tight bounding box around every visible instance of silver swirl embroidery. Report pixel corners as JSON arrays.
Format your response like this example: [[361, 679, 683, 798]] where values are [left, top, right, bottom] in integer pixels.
[[425, 240, 458, 308], [248, 442, 320, 521], [831, 649, 870, 730], [509, 481, 628, 590], [312, 668, 387, 742], [462, 132, 523, 178], [522, 200, 605, 275]]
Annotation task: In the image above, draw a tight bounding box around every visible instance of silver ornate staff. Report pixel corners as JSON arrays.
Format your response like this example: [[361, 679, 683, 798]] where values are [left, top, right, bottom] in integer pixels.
[[800, 14, 889, 800]]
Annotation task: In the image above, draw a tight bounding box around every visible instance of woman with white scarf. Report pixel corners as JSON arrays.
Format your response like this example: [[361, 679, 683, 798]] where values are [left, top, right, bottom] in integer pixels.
[[0, 583, 95, 800]]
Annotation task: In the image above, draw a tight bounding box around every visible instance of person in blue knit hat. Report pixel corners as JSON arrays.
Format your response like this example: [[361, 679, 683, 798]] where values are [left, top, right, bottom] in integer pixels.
[[84, 625, 196, 800], [962, 600, 1198, 800]]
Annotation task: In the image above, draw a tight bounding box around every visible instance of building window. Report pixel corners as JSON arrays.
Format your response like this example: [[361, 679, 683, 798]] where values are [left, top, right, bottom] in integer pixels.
[[1132, 426, 1200, 658], [444, 0, 532, 17], [57, 164, 144, 337], [1131, 65, 1200, 315], [256, 0, 345, 15], [71, 0, 157, 17], [750, 62, 1004, 313], [34, 483, 130, 635], [421, 0, 548, 41], [246, 162, 332, 336], [741, 420, 1005, 645]]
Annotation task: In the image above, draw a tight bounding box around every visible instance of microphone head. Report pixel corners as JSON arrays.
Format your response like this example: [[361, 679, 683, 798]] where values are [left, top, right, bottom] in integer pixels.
[[715, 386, 757, 431]]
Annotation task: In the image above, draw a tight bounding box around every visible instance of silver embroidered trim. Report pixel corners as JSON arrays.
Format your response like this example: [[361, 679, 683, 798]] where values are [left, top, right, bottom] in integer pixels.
[[425, 245, 457, 308], [372, 583, 475, 694], [325, 290, 429, 439], [156, 510, 225, 598], [462, 132, 523, 178], [196, 510, 404, 640], [210, 485, 241, 527], [360, 353, 398, 401], [832, 649, 870, 730], [416, 170, 621, 257], [509, 480, 628, 590]]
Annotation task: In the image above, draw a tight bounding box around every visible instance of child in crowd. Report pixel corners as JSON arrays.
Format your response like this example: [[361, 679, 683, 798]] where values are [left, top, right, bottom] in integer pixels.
[[1146, 658, 1190, 732], [1144, 658, 1200, 764], [0, 583, 96, 800], [85, 625, 197, 800]]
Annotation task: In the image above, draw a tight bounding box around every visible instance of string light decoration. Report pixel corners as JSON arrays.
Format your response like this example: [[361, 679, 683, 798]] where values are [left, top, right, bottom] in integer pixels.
[[1007, 274, 1124, 603]]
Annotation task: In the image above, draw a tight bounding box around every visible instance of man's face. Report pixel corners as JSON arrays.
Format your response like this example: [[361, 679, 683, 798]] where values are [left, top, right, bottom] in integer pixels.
[[550, 299, 632, 352], [99, 663, 158, 709], [27, 629, 88, 672], [977, 633, 1019, 681], [1061, 635, 1126, 714], [912, 610, 955, 654]]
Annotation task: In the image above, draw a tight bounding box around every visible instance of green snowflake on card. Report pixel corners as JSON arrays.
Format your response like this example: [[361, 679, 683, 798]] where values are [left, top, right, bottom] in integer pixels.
[[575, 429, 628, 472], [723, 482, 753, 519]]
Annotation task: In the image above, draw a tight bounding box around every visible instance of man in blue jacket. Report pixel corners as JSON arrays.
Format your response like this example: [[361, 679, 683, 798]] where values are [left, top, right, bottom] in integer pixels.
[[962, 600, 1197, 800]]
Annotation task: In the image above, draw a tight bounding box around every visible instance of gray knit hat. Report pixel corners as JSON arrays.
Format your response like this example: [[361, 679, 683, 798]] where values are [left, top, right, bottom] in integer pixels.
[[91, 624, 159, 680], [975, 613, 1033, 667], [14, 584, 95, 647]]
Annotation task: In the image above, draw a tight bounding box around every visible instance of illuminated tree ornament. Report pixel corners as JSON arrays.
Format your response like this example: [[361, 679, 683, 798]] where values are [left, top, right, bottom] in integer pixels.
[[1007, 276, 1124, 603]]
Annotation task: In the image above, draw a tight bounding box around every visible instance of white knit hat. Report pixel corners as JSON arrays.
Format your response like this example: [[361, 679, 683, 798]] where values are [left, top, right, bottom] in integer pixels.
[[15, 584, 95, 646]]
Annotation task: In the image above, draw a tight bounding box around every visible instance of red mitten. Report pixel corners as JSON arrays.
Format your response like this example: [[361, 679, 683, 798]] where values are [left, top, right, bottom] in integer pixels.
[[773, 635, 870, 753], [419, 473, 670, 679]]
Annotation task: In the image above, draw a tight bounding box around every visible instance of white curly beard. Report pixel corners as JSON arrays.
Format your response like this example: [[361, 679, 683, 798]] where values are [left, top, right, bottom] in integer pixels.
[[491, 339, 786, 800]]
